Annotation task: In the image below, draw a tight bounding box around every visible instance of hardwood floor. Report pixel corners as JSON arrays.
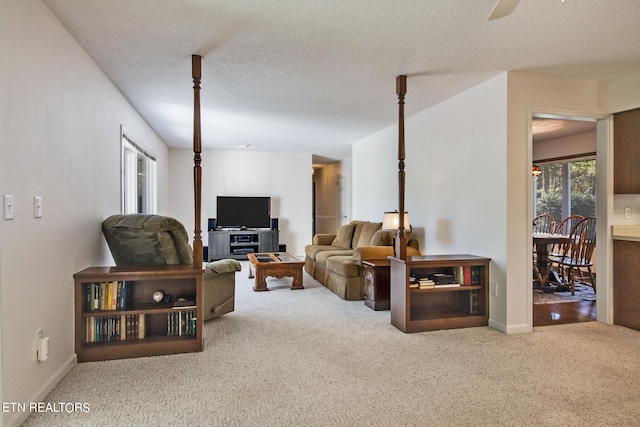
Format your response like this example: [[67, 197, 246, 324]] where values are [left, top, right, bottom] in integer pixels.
[[533, 300, 596, 327]]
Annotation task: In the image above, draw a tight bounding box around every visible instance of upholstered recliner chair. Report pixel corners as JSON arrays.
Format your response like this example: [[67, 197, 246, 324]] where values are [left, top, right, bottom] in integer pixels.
[[101, 214, 241, 321]]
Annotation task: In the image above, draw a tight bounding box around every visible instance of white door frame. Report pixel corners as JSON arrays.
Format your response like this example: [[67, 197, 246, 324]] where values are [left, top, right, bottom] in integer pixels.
[[528, 108, 612, 326]]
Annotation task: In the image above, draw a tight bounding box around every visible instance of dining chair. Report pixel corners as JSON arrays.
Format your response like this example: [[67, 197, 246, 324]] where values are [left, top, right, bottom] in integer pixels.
[[555, 215, 585, 235], [532, 213, 556, 234], [550, 215, 585, 257], [549, 217, 596, 295]]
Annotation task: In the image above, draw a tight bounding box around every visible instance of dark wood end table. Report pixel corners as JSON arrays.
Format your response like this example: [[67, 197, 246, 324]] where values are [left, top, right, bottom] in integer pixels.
[[362, 259, 390, 310]]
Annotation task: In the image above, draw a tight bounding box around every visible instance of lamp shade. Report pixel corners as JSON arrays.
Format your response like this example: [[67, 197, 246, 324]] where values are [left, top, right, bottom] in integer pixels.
[[382, 211, 410, 231]]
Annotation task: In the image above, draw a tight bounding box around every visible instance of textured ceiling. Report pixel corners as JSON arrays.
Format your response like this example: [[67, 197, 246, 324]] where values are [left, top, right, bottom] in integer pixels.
[[42, 0, 640, 160]]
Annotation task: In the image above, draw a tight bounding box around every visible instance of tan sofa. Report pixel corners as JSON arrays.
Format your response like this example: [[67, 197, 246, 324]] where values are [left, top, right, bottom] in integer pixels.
[[304, 220, 420, 300]]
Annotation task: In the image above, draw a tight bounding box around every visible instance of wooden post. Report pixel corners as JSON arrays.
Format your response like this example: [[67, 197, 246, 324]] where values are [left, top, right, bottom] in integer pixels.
[[395, 75, 407, 260], [192, 55, 203, 268]]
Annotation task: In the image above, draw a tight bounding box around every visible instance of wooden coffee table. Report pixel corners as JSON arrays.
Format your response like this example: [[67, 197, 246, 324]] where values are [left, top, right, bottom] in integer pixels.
[[247, 252, 305, 291]]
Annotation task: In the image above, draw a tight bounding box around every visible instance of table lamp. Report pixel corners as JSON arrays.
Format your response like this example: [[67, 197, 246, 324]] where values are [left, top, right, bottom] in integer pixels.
[[383, 211, 410, 258]]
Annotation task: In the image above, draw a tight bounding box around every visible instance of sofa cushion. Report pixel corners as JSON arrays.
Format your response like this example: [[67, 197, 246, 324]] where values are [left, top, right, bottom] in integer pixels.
[[305, 245, 339, 260], [326, 255, 360, 278], [316, 249, 354, 265], [331, 222, 356, 248], [350, 221, 366, 249], [356, 222, 382, 248]]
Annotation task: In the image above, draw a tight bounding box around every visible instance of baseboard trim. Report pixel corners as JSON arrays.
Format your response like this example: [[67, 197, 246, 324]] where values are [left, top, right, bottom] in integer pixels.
[[488, 318, 532, 334], [505, 322, 532, 334], [488, 318, 506, 332], [6, 353, 77, 427]]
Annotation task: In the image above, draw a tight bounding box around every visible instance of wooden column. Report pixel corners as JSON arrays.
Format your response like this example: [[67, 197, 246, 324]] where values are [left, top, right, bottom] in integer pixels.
[[395, 75, 407, 260], [192, 55, 203, 268]]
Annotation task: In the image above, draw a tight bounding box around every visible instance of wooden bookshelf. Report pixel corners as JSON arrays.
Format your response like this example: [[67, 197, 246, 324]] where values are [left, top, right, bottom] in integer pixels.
[[389, 254, 490, 333], [74, 265, 203, 362]]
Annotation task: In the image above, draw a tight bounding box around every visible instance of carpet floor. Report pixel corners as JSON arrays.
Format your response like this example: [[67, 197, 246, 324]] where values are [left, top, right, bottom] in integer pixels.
[[23, 262, 640, 427]]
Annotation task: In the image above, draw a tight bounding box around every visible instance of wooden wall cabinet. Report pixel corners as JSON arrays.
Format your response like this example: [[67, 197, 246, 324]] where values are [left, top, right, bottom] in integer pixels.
[[74, 265, 203, 362], [613, 240, 640, 331], [614, 107, 640, 194], [390, 254, 490, 333]]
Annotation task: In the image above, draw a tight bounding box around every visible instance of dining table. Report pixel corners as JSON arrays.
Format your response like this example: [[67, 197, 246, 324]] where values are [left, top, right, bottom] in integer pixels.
[[533, 233, 569, 289]]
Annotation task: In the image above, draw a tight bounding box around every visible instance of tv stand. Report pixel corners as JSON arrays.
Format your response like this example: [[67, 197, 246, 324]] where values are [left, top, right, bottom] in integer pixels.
[[208, 229, 279, 260]]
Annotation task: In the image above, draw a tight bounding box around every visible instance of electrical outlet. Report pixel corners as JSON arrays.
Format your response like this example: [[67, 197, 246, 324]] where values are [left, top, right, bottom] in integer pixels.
[[490, 282, 498, 296], [625, 207, 631, 220], [36, 328, 43, 356], [36, 328, 47, 361]]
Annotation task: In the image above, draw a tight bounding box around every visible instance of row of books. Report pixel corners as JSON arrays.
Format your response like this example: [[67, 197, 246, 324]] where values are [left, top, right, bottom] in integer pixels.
[[83, 310, 197, 344], [84, 314, 145, 343], [83, 281, 128, 311], [168, 310, 197, 337], [410, 273, 461, 289], [452, 266, 482, 286], [410, 266, 483, 288]]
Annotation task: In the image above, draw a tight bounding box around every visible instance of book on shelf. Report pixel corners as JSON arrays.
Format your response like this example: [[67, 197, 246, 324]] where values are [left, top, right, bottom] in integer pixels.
[[138, 314, 145, 339], [424, 273, 460, 287], [459, 289, 479, 313], [429, 273, 454, 285], [418, 278, 435, 289]]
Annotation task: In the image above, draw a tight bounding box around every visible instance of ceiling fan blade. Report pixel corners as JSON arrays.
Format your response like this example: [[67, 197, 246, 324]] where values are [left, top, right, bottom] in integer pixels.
[[487, 0, 521, 20]]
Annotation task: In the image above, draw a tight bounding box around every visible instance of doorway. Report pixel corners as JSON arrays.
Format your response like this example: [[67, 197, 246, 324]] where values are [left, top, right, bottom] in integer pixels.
[[531, 115, 597, 326]]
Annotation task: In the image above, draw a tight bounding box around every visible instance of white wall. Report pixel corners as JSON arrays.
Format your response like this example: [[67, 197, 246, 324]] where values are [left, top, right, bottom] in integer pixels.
[[353, 73, 509, 327], [0, 1, 169, 425], [168, 149, 312, 257], [353, 127, 398, 222], [609, 72, 640, 114], [533, 130, 596, 161]]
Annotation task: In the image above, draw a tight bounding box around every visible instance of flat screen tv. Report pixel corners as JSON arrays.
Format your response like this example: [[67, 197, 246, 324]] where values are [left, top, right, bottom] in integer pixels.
[[216, 196, 271, 229]]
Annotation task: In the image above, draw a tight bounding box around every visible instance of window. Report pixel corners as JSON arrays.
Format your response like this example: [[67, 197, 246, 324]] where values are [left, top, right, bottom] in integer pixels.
[[121, 131, 157, 214], [534, 158, 595, 223]]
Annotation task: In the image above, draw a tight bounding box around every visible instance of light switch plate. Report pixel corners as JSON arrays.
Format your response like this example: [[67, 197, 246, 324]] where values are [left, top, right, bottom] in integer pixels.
[[34, 196, 42, 218], [4, 195, 14, 220]]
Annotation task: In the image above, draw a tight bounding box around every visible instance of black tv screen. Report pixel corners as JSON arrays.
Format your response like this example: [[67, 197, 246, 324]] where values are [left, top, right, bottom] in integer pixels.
[[216, 196, 271, 229]]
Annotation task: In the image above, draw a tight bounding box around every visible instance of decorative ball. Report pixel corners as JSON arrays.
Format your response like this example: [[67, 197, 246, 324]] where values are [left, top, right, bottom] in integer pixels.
[[153, 291, 164, 303]]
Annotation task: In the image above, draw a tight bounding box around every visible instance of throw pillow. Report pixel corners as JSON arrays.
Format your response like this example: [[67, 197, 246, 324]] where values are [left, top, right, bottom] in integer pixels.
[[370, 230, 394, 246], [331, 222, 356, 248]]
